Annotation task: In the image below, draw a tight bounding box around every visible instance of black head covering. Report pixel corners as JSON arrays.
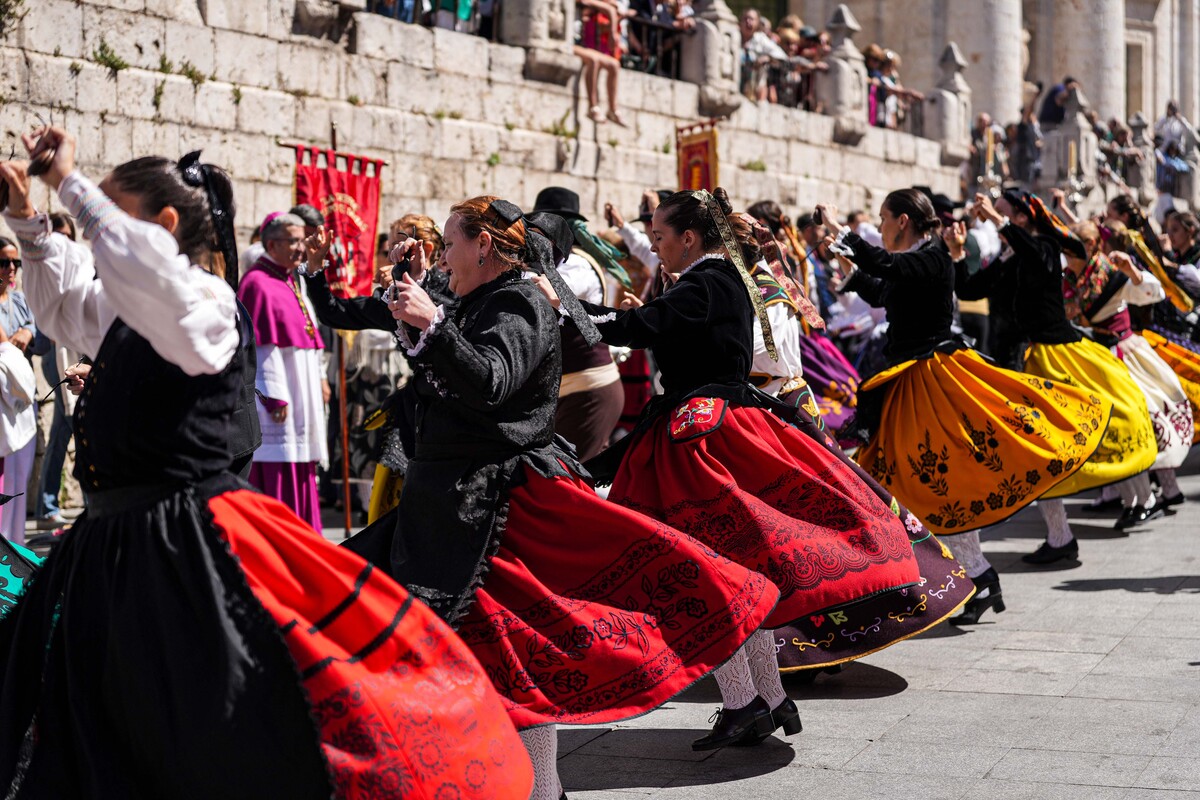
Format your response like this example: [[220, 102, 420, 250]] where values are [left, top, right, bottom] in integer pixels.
[[524, 211, 576, 263], [532, 187, 586, 222], [485, 199, 600, 346], [178, 150, 239, 292]]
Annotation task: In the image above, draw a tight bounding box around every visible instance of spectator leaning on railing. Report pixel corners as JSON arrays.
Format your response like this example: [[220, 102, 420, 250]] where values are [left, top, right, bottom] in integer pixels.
[[575, 0, 630, 125]]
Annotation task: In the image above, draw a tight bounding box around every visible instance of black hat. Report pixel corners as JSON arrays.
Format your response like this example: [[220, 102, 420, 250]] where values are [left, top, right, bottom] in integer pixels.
[[930, 193, 964, 217], [798, 25, 818, 39], [532, 186, 586, 222], [525, 211, 576, 263], [636, 189, 674, 224], [290, 203, 325, 228]]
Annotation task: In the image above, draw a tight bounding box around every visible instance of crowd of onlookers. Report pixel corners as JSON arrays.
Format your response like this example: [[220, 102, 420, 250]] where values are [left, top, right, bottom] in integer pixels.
[[964, 72, 1200, 225]]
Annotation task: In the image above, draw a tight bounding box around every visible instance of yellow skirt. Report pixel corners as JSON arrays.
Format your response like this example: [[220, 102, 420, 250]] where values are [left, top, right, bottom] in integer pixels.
[[856, 348, 1111, 535], [1143, 329, 1200, 443], [367, 463, 404, 523], [1023, 339, 1158, 498]]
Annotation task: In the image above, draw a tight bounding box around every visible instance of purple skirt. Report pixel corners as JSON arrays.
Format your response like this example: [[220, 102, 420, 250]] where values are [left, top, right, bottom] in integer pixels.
[[249, 461, 322, 533], [797, 334, 860, 433]]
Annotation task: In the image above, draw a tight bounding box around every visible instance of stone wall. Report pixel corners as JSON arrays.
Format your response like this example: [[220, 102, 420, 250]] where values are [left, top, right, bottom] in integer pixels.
[[0, 0, 959, 241]]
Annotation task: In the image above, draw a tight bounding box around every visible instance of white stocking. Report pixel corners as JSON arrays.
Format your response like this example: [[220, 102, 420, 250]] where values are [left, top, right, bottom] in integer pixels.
[[519, 726, 562, 800], [743, 630, 788, 709], [713, 646, 758, 710], [945, 530, 992, 579], [1155, 468, 1181, 499], [1096, 483, 1120, 503], [1039, 498, 1074, 548], [1117, 473, 1154, 509]]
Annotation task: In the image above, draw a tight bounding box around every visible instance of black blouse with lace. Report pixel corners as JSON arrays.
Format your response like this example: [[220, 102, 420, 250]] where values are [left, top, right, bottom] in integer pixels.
[[580, 256, 754, 394]]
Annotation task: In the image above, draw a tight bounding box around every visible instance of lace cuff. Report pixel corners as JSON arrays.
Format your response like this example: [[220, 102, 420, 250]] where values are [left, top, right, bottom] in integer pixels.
[[403, 304, 447, 357], [1, 211, 51, 259], [59, 171, 121, 241], [828, 228, 855, 258]]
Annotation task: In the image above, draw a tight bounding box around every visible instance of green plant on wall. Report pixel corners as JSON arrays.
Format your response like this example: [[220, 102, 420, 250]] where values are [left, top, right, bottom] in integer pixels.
[[92, 38, 129, 77], [0, 0, 27, 42]]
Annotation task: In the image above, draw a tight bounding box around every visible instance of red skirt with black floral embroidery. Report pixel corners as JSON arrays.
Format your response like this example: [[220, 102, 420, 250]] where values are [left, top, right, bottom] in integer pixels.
[[455, 466, 780, 729], [610, 402, 924, 631]]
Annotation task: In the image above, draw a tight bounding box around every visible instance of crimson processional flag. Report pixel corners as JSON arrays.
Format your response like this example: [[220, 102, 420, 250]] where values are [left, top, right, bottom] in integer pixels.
[[292, 146, 385, 299]]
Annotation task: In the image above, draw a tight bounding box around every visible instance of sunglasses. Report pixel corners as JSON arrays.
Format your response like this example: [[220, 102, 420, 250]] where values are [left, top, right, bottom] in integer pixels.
[[0, 259, 21, 270]]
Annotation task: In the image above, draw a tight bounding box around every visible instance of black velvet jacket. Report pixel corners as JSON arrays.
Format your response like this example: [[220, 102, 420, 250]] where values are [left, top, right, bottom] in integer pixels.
[[840, 233, 956, 366], [955, 223, 1080, 348], [345, 270, 582, 625]]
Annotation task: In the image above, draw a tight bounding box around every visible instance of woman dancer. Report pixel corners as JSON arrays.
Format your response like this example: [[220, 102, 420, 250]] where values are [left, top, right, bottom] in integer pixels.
[[733, 214, 981, 674], [1059, 220, 1192, 511], [747, 200, 861, 432], [349, 196, 779, 800], [823, 190, 1110, 622], [540, 188, 972, 727], [956, 191, 1157, 567], [0, 130, 533, 799]]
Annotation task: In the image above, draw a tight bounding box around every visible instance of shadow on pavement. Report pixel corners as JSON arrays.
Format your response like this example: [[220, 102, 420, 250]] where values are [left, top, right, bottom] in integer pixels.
[[787, 661, 909, 700], [986, 551, 1085, 574], [1051, 575, 1200, 594], [559, 728, 796, 791]]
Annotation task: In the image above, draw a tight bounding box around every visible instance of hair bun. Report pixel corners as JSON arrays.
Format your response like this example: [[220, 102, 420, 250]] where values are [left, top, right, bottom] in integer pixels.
[[713, 187, 735, 216]]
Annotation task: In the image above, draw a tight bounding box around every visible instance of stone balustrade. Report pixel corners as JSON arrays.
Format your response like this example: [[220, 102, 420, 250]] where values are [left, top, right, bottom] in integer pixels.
[[1, 0, 963, 245]]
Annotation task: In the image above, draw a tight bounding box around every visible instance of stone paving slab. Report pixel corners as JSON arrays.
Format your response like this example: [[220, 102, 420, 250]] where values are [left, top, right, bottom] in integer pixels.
[[561, 452, 1200, 799]]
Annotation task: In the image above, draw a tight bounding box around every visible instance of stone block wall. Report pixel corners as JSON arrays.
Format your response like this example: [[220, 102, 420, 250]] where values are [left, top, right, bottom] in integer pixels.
[[1, 0, 959, 242]]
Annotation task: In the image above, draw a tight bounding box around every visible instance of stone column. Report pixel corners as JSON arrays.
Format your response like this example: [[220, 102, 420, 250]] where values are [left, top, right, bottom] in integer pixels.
[[499, 0, 580, 83], [924, 42, 972, 167], [680, 0, 744, 117], [1125, 112, 1156, 205], [1051, 0, 1126, 123], [1179, 0, 1200, 123], [945, 0, 1022, 122], [814, 4, 868, 146]]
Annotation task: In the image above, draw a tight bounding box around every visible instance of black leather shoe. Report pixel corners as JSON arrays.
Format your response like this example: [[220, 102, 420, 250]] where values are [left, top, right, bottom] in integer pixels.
[[949, 567, 1005, 625], [1084, 496, 1123, 513], [1022, 538, 1079, 565], [1115, 498, 1167, 530], [692, 696, 774, 751], [1161, 492, 1186, 509], [731, 696, 803, 746]]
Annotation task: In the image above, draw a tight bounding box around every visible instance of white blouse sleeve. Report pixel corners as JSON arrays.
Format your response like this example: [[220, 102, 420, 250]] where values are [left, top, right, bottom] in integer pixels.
[[752, 302, 806, 391], [57, 171, 238, 375], [2, 212, 114, 359], [1119, 268, 1166, 307]]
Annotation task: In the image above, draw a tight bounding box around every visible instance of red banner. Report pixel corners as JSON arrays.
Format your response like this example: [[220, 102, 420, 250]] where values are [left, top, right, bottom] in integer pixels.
[[293, 146, 385, 299], [677, 123, 719, 192]]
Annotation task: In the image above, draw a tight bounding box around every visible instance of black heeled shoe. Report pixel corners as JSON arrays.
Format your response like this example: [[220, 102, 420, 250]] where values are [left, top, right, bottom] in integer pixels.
[[949, 567, 1005, 625], [691, 696, 774, 751], [731, 696, 804, 746], [1021, 537, 1079, 565], [1114, 497, 1166, 530], [1161, 492, 1186, 509]]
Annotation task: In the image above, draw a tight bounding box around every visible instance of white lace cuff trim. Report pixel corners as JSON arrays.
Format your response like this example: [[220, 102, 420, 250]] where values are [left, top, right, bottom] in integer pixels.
[[403, 304, 446, 356]]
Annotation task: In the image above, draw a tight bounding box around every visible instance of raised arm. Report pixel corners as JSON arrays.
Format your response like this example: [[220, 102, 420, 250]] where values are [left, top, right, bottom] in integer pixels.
[[304, 269, 395, 332], [577, 269, 713, 350], [58, 171, 238, 375]]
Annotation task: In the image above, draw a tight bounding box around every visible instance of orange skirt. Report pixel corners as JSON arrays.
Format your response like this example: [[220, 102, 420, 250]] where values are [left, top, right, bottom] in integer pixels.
[[856, 348, 1110, 534]]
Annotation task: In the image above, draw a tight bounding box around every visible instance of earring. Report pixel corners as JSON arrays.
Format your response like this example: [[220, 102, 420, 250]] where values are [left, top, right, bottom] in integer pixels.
[[478, 254, 485, 267], [683, 246, 690, 261]]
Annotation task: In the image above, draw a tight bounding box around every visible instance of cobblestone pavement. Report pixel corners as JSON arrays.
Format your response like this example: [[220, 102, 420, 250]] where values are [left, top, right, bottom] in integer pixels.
[[560, 452, 1200, 800]]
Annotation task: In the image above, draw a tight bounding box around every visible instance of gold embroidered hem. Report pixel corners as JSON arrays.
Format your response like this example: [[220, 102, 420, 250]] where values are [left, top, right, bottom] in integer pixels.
[[1142, 329, 1200, 443], [856, 348, 1111, 535], [1024, 338, 1158, 499]]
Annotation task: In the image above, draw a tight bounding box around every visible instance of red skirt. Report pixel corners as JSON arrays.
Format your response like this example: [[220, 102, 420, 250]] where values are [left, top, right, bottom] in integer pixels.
[[610, 404, 921, 630], [0, 483, 532, 800], [455, 467, 779, 730], [209, 490, 536, 800]]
